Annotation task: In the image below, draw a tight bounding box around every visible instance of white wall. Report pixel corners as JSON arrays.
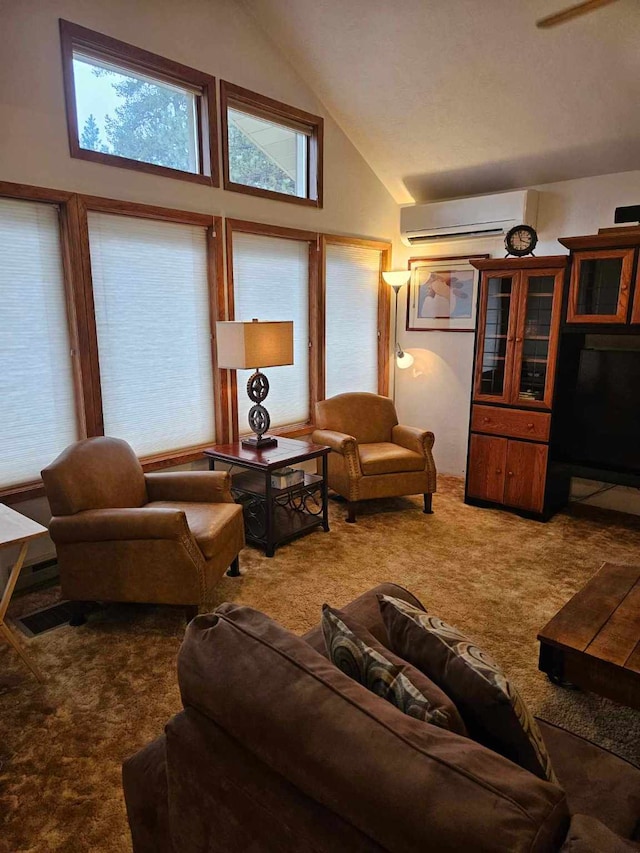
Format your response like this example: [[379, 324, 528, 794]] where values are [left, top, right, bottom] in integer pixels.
[[0, 0, 400, 574], [394, 170, 640, 481]]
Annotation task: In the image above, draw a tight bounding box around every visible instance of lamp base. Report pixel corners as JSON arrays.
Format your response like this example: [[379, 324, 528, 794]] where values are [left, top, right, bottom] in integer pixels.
[[241, 435, 278, 450]]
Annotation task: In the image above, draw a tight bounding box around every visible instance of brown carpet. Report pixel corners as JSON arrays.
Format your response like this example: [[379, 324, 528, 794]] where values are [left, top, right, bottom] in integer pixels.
[[2, 475, 640, 852]]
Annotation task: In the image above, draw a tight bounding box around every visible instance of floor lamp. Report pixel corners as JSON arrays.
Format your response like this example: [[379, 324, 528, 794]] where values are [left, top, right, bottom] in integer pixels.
[[382, 271, 414, 401]]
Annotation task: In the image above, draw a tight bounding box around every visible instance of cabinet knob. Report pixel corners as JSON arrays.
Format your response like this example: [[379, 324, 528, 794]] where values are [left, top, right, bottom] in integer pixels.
[[496, 468, 502, 475], [507, 471, 514, 477], [516, 337, 523, 342], [527, 423, 534, 429], [483, 417, 491, 423]]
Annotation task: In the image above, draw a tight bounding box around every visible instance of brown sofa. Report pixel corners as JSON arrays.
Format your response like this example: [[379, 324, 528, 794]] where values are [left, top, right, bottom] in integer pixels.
[[123, 584, 640, 852], [312, 392, 436, 522], [41, 437, 245, 621]]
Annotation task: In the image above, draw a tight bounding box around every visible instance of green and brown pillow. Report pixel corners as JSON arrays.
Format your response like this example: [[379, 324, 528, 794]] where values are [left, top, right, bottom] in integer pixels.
[[321, 604, 467, 735], [378, 594, 557, 783]]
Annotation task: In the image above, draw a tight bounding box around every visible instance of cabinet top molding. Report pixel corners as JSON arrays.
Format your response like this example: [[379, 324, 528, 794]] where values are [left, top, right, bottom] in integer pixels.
[[560, 228, 640, 251], [469, 256, 567, 271]]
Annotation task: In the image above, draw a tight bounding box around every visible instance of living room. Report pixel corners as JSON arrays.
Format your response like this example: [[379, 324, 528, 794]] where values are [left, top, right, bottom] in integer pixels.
[[2, 0, 640, 850]]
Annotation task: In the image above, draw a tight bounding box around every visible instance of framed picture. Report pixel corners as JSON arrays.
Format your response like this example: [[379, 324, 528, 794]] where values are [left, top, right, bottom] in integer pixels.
[[406, 254, 489, 332]]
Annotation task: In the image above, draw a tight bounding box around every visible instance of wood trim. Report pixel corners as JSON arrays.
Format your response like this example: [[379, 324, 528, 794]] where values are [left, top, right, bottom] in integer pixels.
[[0, 181, 72, 204], [140, 444, 218, 472], [207, 217, 225, 445], [473, 270, 519, 405], [560, 233, 640, 251], [378, 246, 392, 396], [59, 19, 219, 187], [220, 80, 323, 208], [510, 266, 564, 409], [470, 256, 568, 271], [317, 236, 328, 401], [567, 249, 634, 324], [632, 259, 640, 325], [323, 234, 392, 252], [81, 195, 215, 226], [308, 237, 321, 422], [225, 218, 318, 243], [0, 482, 47, 506]]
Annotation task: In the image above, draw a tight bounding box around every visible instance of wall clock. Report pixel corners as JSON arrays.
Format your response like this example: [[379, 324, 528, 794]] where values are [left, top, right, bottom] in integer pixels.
[[505, 224, 538, 257]]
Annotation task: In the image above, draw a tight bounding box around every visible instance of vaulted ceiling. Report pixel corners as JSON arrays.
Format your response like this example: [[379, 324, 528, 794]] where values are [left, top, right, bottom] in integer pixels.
[[244, 0, 640, 203]]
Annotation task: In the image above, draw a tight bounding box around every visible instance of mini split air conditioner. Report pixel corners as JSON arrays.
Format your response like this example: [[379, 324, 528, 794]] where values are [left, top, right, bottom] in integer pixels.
[[400, 189, 538, 246]]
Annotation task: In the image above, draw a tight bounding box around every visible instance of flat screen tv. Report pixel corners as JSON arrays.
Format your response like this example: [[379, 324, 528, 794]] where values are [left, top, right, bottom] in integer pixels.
[[562, 346, 640, 475]]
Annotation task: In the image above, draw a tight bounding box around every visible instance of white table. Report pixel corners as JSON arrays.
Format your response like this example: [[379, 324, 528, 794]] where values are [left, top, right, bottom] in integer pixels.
[[0, 504, 48, 680]]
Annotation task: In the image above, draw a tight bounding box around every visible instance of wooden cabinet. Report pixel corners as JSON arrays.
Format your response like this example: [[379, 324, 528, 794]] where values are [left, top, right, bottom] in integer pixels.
[[466, 256, 568, 520], [560, 230, 640, 326]]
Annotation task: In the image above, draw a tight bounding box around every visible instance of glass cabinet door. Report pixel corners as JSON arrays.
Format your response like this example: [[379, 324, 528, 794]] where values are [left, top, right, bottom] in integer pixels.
[[474, 275, 515, 402], [567, 249, 633, 323], [512, 270, 563, 408]]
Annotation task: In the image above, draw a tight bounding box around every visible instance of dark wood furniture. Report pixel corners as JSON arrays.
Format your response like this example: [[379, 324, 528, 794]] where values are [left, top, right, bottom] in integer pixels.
[[538, 562, 640, 711], [204, 437, 330, 557], [465, 256, 569, 519]]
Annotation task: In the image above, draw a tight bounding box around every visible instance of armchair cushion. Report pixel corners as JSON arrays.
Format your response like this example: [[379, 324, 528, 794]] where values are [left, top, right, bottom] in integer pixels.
[[49, 507, 190, 544], [145, 471, 233, 504], [146, 501, 243, 561], [358, 443, 425, 476]]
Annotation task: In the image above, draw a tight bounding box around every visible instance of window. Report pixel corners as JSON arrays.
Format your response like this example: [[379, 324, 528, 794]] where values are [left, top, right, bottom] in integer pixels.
[[87, 210, 217, 457], [228, 224, 317, 434], [323, 239, 390, 399], [221, 82, 323, 207], [60, 20, 218, 185], [0, 197, 79, 490]]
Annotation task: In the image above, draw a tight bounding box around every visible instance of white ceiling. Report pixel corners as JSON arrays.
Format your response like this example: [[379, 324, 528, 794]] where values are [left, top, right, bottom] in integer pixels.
[[244, 0, 640, 203]]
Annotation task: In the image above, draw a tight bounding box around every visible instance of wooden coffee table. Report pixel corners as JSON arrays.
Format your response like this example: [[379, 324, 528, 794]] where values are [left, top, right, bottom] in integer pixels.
[[538, 562, 640, 710]]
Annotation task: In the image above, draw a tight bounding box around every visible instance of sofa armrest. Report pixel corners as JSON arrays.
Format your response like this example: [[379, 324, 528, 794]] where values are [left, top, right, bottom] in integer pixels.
[[312, 429, 362, 477], [49, 507, 190, 544], [560, 815, 640, 851], [145, 471, 234, 504], [392, 424, 435, 457]]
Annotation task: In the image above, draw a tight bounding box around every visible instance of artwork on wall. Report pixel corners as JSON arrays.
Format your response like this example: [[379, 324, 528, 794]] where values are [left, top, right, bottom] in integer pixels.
[[406, 254, 489, 332]]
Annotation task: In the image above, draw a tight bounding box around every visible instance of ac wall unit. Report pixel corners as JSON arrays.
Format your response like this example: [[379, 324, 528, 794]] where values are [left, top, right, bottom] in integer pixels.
[[400, 189, 538, 246]]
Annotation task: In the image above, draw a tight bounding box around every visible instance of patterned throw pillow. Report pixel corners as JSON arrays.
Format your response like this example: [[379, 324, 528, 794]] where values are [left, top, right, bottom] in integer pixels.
[[321, 604, 467, 734], [378, 594, 557, 784]]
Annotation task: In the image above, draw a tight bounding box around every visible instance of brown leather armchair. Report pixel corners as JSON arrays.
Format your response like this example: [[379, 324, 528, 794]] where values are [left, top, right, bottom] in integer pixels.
[[41, 437, 245, 623], [312, 392, 436, 523]]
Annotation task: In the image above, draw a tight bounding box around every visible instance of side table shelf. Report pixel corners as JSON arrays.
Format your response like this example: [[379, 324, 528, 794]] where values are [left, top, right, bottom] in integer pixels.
[[203, 437, 330, 557]]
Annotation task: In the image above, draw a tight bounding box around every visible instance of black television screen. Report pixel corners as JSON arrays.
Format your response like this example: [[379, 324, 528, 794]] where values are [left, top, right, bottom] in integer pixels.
[[564, 347, 640, 475]]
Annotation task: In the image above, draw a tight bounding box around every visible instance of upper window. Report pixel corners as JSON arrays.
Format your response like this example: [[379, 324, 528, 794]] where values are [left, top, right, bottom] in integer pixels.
[[221, 82, 323, 207], [59, 20, 218, 186]]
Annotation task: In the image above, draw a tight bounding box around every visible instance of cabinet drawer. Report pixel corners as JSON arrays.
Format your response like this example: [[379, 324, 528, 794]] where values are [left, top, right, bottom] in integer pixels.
[[471, 405, 551, 442]]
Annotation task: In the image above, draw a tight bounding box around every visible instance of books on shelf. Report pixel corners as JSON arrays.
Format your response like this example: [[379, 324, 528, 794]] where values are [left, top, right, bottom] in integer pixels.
[[270, 467, 305, 489]]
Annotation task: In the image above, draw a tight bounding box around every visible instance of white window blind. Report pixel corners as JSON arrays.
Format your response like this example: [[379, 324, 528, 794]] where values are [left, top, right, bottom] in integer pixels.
[[325, 243, 381, 398], [88, 212, 215, 456], [232, 232, 309, 430], [0, 198, 78, 488]]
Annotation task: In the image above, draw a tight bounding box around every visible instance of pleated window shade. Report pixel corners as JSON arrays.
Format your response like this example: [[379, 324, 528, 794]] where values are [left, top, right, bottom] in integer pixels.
[[232, 232, 309, 430], [88, 212, 215, 457], [325, 243, 381, 398], [0, 198, 78, 488]]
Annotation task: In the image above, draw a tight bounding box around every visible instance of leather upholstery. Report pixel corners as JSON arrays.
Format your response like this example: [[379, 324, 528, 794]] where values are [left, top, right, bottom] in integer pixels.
[[312, 393, 436, 507], [41, 437, 245, 609]]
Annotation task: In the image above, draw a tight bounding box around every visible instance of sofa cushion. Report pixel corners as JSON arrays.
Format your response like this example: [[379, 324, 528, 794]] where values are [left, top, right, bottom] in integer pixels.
[[321, 605, 467, 734], [540, 719, 640, 839], [303, 583, 426, 656], [380, 594, 557, 784], [178, 603, 569, 853], [145, 501, 243, 560], [559, 815, 640, 851], [358, 442, 425, 475]]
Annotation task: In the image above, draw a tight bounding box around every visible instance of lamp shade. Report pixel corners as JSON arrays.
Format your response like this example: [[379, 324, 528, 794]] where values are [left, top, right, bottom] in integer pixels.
[[216, 320, 294, 369], [382, 270, 411, 288]]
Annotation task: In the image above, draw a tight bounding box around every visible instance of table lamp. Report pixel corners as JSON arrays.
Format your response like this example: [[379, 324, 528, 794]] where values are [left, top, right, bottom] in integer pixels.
[[216, 319, 294, 449]]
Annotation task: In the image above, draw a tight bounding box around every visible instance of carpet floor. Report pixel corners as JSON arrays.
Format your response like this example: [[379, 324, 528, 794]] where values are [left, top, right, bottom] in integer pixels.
[[2, 475, 640, 852]]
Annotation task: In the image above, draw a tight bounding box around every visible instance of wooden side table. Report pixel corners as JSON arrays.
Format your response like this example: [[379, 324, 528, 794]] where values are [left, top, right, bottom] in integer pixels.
[[0, 504, 48, 680], [204, 437, 330, 557]]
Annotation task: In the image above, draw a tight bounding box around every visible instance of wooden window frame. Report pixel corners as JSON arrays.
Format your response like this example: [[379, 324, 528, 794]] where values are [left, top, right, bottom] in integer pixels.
[[0, 181, 88, 504], [59, 20, 219, 187], [220, 81, 323, 208], [318, 234, 391, 401], [223, 219, 320, 440]]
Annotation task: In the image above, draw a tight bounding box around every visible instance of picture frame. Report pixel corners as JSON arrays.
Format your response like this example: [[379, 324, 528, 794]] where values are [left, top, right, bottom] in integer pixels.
[[406, 253, 489, 332]]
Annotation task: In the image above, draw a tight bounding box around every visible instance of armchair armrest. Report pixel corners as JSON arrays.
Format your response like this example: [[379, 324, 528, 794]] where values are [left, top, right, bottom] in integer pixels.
[[312, 429, 362, 479], [145, 471, 234, 504], [392, 424, 435, 457], [49, 507, 190, 544]]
